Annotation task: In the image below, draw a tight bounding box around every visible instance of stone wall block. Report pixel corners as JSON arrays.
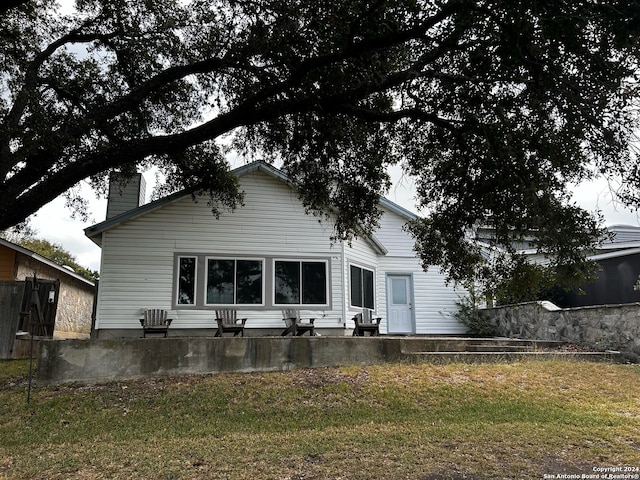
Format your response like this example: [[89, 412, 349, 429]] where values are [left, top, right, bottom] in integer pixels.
[[484, 302, 640, 361]]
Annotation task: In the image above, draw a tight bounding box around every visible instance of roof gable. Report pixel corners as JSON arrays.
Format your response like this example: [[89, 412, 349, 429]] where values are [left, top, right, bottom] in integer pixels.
[[85, 162, 285, 243], [85, 161, 413, 255]]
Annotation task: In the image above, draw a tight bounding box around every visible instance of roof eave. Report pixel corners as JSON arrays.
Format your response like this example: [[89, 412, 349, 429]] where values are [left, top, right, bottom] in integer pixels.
[[83, 162, 281, 241], [0, 238, 95, 287], [368, 233, 389, 256], [84, 161, 403, 254], [84, 187, 197, 242], [379, 197, 417, 221]]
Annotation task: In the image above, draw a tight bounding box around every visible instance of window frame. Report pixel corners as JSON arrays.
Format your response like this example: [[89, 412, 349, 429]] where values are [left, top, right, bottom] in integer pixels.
[[350, 263, 375, 310], [273, 258, 330, 307], [176, 255, 198, 306], [173, 254, 331, 309], [204, 256, 265, 307]]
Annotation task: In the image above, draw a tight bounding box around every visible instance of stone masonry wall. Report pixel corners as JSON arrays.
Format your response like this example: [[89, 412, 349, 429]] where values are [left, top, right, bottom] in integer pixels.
[[483, 301, 640, 362]]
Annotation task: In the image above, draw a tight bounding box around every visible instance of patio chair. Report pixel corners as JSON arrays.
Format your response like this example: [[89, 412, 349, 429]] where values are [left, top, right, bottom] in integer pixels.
[[352, 309, 381, 336], [281, 309, 315, 336], [139, 309, 173, 338], [215, 309, 247, 337]]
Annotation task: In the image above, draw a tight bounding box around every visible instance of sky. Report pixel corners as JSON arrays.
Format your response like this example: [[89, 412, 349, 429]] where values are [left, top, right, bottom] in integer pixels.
[[27, 162, 640, 273]]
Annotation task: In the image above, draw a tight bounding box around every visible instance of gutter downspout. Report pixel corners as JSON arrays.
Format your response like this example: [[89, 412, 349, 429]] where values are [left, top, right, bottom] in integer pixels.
[[341, 240, 347, 331], [92, 233, 107, 338]]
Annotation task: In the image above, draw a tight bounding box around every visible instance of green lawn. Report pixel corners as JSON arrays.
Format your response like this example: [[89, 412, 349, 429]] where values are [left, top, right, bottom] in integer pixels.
[[1, 359, 639, 479]]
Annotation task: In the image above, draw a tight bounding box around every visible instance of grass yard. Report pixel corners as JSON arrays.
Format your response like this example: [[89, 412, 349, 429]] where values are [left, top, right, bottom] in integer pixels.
[[1, 359, 639, 480]]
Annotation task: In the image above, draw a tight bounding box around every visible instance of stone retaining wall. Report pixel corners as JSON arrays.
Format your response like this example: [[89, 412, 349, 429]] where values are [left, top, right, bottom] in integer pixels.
[[483, 302, 640, 362]]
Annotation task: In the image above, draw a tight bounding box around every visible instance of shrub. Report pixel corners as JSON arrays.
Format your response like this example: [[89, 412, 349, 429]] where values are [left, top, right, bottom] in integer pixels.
[[454, 289, 496, 337]]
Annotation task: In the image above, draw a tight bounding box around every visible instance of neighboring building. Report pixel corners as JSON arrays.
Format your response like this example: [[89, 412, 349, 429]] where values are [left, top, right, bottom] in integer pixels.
[[0, 239, 95, 358], [552, 225, 640, 307], [477, 224, 640, 308], [85, 161, 467, 337]]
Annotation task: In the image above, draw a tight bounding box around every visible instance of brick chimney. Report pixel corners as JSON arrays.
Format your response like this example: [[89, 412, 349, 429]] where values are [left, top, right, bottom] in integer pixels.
[[106, 173, 146, 219]]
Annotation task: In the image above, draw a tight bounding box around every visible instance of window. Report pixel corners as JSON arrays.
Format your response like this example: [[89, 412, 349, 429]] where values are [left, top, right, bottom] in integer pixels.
[[206, 258, 263, 305], [175, 255, 329, 308], [274, 260, 327, 305], [177, 257, 197, 305], [350, 265, 374, 309]]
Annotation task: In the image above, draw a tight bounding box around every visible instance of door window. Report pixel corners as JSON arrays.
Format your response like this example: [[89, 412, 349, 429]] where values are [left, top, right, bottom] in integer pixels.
[[391, 277, 408, 305]]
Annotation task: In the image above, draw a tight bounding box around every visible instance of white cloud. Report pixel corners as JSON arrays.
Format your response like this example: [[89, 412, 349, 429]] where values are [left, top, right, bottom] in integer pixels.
[[29, 193, 106, 272], [570, 177, 640, 227]]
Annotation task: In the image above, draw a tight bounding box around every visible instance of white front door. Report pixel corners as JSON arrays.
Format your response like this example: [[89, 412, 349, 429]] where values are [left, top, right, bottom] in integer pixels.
[[386, 274, 413, 334]]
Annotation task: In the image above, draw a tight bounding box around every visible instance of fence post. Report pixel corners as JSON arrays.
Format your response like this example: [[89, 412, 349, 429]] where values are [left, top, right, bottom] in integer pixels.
[[27, 273, 41, 404]]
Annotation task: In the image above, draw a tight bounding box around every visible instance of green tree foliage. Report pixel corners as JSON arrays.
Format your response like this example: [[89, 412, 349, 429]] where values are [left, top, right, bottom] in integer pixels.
[[1, 0, 639, 296], [489, 255, 598, 305]]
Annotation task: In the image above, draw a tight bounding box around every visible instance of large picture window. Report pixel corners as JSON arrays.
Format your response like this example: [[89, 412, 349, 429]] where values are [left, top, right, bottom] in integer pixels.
[[177, 256, 197, 305], [175, 255, 330, 308], [350, 265, 374, 309], [274, 260, 327, 305], [206, 258, 263, 305]]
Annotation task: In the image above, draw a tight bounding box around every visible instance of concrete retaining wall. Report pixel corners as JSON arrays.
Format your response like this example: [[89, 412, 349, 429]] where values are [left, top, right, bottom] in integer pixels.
[[37, 337, 423, 385], [483, 302, 640, 362]]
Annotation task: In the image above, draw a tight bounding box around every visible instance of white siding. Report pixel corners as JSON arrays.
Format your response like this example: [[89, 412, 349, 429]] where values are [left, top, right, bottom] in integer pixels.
[[378, 256, 468, 334], [374, 205, 416, 256], [374, 206, 467, 334], [96, 169, 346, 331], [95, 166, 467, 335]]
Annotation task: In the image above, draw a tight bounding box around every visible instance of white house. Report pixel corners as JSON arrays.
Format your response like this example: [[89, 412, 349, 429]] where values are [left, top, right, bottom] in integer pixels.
[[85, 161, 467, 337]]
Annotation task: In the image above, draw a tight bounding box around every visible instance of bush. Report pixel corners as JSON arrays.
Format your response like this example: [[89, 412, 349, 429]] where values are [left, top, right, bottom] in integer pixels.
[[454, 290, 496, 337]]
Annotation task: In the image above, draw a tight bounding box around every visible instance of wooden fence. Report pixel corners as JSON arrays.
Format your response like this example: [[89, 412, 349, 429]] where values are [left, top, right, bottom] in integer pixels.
[[0, 281, 26, 359]]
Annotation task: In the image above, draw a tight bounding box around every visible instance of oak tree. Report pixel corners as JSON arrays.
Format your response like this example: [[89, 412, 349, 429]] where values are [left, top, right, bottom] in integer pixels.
[[1, 0, 639, 296]]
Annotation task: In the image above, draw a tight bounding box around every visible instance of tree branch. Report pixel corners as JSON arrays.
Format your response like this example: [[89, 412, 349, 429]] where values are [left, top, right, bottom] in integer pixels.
[[323, 104, 463, 131], [3, 22, 119, 134]]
